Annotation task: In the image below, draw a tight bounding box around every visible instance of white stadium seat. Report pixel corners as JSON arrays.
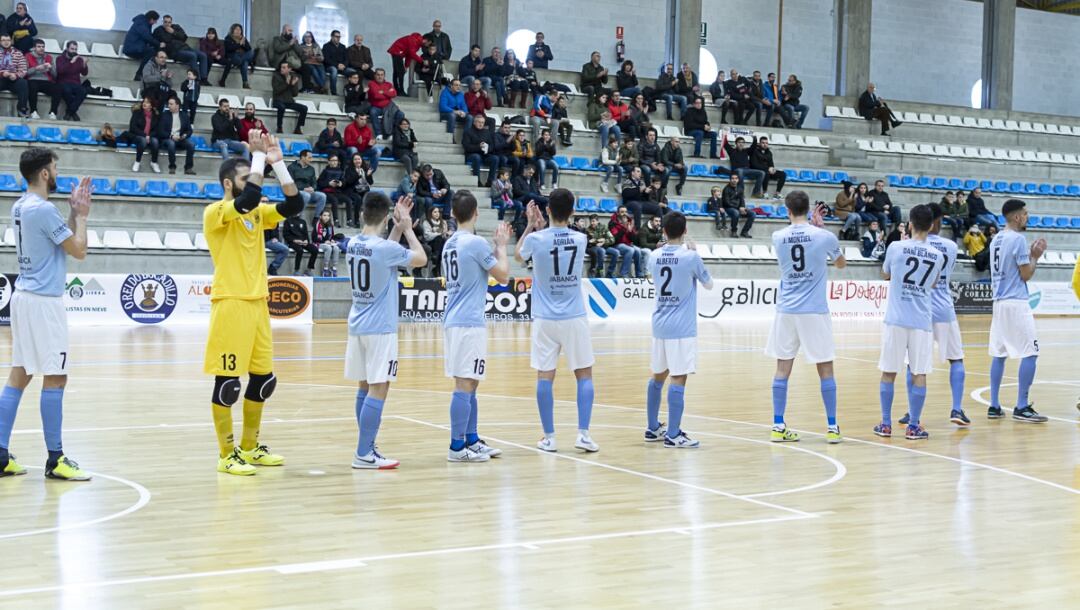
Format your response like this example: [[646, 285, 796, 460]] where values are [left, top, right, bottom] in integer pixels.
[[1031, 122, 1047, 133], [825, 106, 841, 117], [714, 244, 737, 260], [103, 230, 135, 249], [1035, 152, 1051, 163], [787, 134, 806, 147], [112, 87, 137, 102], [932, 114, 949, 125], [133, 231, 165, 250], [751, 245, 775, 259], [1050, 152, 1066, 164], [1041, 251, 1063, 264], [844, 247, 867, 262], [963, 117, 979, 128], [2, 227, 13, 246], [194, 233, 210, 250], [947, 115, 964, 127], [198, 93, 217, 107], [731, 244, 754, 259], [870, 140, 888, 152], [990, 119, 1007, 130], [318, 101, 343, 115], [699, 246, 719, 261], [244, 96, 272, 111], [992, 148, 1009, 160], [219, 94, 242, 109], [87, 230, 103, 249], [803, 135, 826, 148], [769, 133, 788, 145], [164, 232, 196, 251], [840, 107, 859, 119], [976, 118, 992, 129], [42, 39, 61, 54], [1061, 252, 1078, 264], [77, 42, 91, 56], [1058, 125, 1074, 135], [91, 43, 119, 58]]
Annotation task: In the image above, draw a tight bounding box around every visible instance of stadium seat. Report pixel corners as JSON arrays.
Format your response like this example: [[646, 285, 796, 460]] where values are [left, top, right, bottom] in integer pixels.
[[963, 179, 978, 190], [996, 215, 1006, 225], [1072, 218, 1080, 228], [194, 233, 209, 250], [4, 124, 34, 141], [1037, 184, 1053, 195], [189, 136, 213, 152], [90, 178, 115, 195], [1068, 185, 1080, 197], [1023, 183, 1038, 194], [115, 179, 144, 196], [931, 177, 948, 189], [0, 174, 22, 191], [1027, 215, 1039, 227], [947, 178, 963, 190], [833, 171, 850, 184], [577, 197, 597, 212], [1053, 184, 1067, 196], [599, 198, 618, 213], [554, 155, 571, 169], [751, 245, 775, 259], [1, 227, 12, 246], [1041, 251, 1062, 264], [815, 171, 832, 183], [289, 141, 313, 156], [262, 185, 284, 202], [145, 181, 174, 197], [174, 182, 201, 198], [1008, 182, 1024, 194], [197, 92, 217, 107], [203, 183, 224, 199], [994, 181, 1009, 193], [36, 127, 63, 143], [758, 204, 776, 217], [244, 96, 272, 112], [571, 157, 592, 171], [844, 247, 867, 262], [1040, 217, 1055, 228], [67, 128, 98, 146], [133, 231, 165, 249], [774, 206, 789, 218], [111, 86, 137, 102], [825, 105, 841, 117], [699, 246, 719, 261], [318, 101, 343, 115], [886, 174, 900, 187], [1063, 251, 1079, 264], [714, 244, 737, 260], [90, 42, 119, 58], [164, 232, 196, 250], [84, 229, 102, 248], [915, 176, 932, 189], [731, 244, 754, 259], [103, 230, 135, 249], [797, 170, 815, 182], [688, 164, 709, 177], [1055, 217, 1070, 228], [684, 202, 706, 216], [784, 169, 798, 181], [42, 38, 61, 54], [55, 176, 78, 194], [899, 176, 916, 188]]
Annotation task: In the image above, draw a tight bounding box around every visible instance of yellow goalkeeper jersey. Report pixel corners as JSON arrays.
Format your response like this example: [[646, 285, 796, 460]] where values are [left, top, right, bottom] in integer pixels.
[[203, 199, 285, 301]]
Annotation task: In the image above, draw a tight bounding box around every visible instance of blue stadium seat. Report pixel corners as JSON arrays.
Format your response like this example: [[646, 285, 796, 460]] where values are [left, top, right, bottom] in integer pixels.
[[0, 174, 21, 192], [55, 176, 78, 194], [1008, 182, 1024, 194], [577, 197, 597, 212], [886, 174, 900, 187], [963, 179, 978, 190], [994, 181, 1009, 193], [931, 177, 948, 189], [145, 180, 174, 197], [380, 147, 394, 159], [1040, 216, 1055, 228], [666, 201, 683, 213], [1023, 183, 1038, 194], [263, 185, 285, 202], [688, 164, 709, 177], [1026, 215, 1039, 227], [554, 155, 571, 169], [189, 135, 213, 152], [174, 182, 201, 198], [833, 171, 850, 184], [759, 204, 776, 217], [1068, 185, 1080, 197], [784, 169, 798, 181], [571, 157, 592, 171], [1072, 218, 1080, 228], [90, 178, 115, 195], [36, 127, 64, 143], [289, 141, 313, 156], [915, 176, 932, 189], [1053, 184, 1066, 196], [797, 170, 815, 182], [1056, 217, 1070, 228], [996, 214, 1006, 225], [67, 128, 98, 146], [947, 178, 963, 190], [4, 124, 34, 142], [1037, 183, 1053, 195], [774, 206, 789, 218], [599, 198, 617, 213], [116, 179, 144, 196], [203, 183, 224, 199], [899, 175, 916, 188], [815, 171, 832, 183], [979, 180, 994, 191]]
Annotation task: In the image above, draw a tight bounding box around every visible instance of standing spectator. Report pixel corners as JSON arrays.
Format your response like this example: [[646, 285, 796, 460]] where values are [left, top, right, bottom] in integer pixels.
[[599, 135, 623, 193], [723, 136, 764, 198], [439, 78, 469, 139], [343, 71, 367, 116], [0, 33, 29, 117], [587, 91, 621, 151], [482, 47, 507, 106], [287, 150, 327, 216], [125, 97, 161, 173], [366, 68, 399, 138], [721, 174, 754, 238], [748, 70, 767, 126], [722, 68, 754, 125], [458, 44, 489, 90], [238, 102, 268, 143], [283, 213, 319, 275], [656, 63, 685, 120], [587, 214, 619, 277], [581, 51, 608, 96], [861, 219, 886, 260], [526, 32, 553, 69], [156, 96, 195, 175], [858, 83, 902, 135], [211, 99, 248, 160], [616, 60, 640, 98], [639, 128, 665, 185], [269, 24, 302, 73], [6, 3, 37, 54], [609, 206, 644, 278], [683, 96, 718, 159], [347, 34, 375, 81], [23, 38, 54, 120], [535, 129, 560, 189], [503, 49, 528, 107], [220, 24, 254, 89], [265, 216, 290, 276], [122, 11, 162, 81], [271, 62, 306, 135], [316, 154, 347, 224], [781, 74, 809, 129], [425, 20, 452, 62], [343, 113, 381, 172], [834, 181, 861, 240], [967, 186, 997, 228], [418, 164, 454, 213], [552, 93, 573, 146], [53, 40, 88, 121], [510, 129, 535, 176], [705, 185, 726, 231], [659, 136, 687, 195], [179, 68, 200, 124], [530, 84, 554, 141], [416, 42, 441, 102], [322, 30, 347, 95], [465, 77, 493, 124], [762, 72, 786, 127], [872, 179, 902, 227], [155, 15, 209, 85], [314, 117, 346, 162], [387, 32, 427, 95], [941, 190, 969, 240], [299, 32, 327, 94], [674, 62, 699, 102], [141, 50, 174, 109], [462, 114, 498, 187], [749, 136, 786, 199], [311, 210, 339, 276], [200, 28, 225, 72], [392, 117, 420, 176], [493, 120, 516, 169]]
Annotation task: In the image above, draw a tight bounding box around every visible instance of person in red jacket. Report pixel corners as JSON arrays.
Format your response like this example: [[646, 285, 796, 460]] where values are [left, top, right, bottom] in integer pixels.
[[607, 206, 644, 278], [464, 78, 492, 125], [366, 67, 399, 138], [343, 113, 382, 173], [387, 32, 428, 98], [238, 102, 267, 143]]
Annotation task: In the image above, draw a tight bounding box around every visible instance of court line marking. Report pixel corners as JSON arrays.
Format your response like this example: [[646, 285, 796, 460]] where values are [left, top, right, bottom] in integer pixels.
[[968, 383, 1080, 424], [0, 468, 152, 541], [0, 514, 813, 599]]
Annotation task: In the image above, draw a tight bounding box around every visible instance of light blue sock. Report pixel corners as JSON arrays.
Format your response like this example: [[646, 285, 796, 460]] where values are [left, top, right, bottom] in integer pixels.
[[771, 378, 788, 425], [466, 393, 479, 446], [1017, 355, 1037, 408], [536, 379, 555, 435], [989, 356, 1006, 408], [449, 390, 471, 451], [356, 397, 384, 456], [820, 377, 837, 427], [908, 384, 927, 426], [879, 381, 894, 424], [354, 388, 368, 428], [40, 388, 64, 453], [949, 361, 965, 412], [666, 384, 685, 438], [0, 385, 24, 448], [646, 379, 663, 430], [905, 367, 914, 401], [576, 378, 594, 431]]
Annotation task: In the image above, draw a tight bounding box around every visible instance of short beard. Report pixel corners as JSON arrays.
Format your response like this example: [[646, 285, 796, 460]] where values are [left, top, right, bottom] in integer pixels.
[[230, 183, 243, 199], [47, 173, 57, 194]]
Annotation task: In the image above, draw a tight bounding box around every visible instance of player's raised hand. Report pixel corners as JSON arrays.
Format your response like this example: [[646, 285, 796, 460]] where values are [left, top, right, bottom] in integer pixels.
[[810, 203, 826, 227], [493, 222, 510, 247], [525, 200, 541, 228], [685, 236, 697, 251], [247, 129, 266, 154], [1031, 237, 1048, 259], [69, 176, 93, 218], [264, 133, 283, 164]]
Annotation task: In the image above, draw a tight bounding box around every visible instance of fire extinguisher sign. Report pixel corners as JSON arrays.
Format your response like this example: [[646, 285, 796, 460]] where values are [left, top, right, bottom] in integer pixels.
[[616, 26, 624, 39]]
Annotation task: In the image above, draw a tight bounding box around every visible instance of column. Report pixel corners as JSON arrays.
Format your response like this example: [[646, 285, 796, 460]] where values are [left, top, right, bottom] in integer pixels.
[[250, 0, 282, 46], [841, 0, 871, 97], [676, 0, 703, 73], [471, 0, 509, 54], [982, 0, 1015, 110]]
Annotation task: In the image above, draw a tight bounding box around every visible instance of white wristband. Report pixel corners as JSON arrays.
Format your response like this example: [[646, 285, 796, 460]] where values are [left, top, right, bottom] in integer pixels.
[[271, 160, 292, 186], [249, 152, 267, 179]]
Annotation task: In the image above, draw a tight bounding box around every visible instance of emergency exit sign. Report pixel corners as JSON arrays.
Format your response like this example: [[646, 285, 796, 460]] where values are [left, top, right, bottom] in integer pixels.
[[700, 22, 707, 45]]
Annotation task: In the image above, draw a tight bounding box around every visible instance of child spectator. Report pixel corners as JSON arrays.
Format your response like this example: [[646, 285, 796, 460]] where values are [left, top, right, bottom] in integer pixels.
[[311, 210, 339, 276], [490, 167, 519, 222], [179, 69, 199, 124], [599, 135, 622, 193], [284, 213, 319, 275]]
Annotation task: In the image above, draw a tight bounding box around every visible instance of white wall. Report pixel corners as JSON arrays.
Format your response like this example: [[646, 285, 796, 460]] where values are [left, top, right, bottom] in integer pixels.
[[1013, 7, 1080, 117], [33, 0, 242, 35]]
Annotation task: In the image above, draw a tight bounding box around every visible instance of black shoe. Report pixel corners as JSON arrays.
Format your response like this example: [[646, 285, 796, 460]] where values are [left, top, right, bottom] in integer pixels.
[[740, 232, 752, 239], [899, 413, 910, 425], [218, 78, 227, 87], [949, 409, 971, 426], [293, 127, 304, 135], [168, 166, 176, 175], [268, 266, 279, 276], [1012, 404, 1048, 423], [675, 185, 683, 196], [200, 79, 212, 87], [730, 231, 738, 238], [891, 120, 903, 129], [987, 405, 1005, 419], [184, 168, 196, 176], [71, 112, 80, 121]]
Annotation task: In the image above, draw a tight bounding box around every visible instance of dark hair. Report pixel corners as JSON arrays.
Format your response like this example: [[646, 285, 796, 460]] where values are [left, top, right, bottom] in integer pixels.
[[784, 190, 810, 217], [32, 38, 43, 46], [362, 191, 392, 226], [548, 188, 575, 222], [908, 204, 933, 232], [146, 10, 160, 21], [331, 29, 341, 37], [19, 148, 57, 183], [621, 59, 634, 71], [420, 163, 433, 173], [451, 190, 479, 223], [206, 27, 218, 38], [470, 44, 481, 51], [299, 149, 311, 158], [1002, 198, 1026, 217], [278, 61, 290, 71], [162, 14, 172, 20], [928, 202, 944, 220], [662, 212, 687, 239], [218, 157, 249, 187]]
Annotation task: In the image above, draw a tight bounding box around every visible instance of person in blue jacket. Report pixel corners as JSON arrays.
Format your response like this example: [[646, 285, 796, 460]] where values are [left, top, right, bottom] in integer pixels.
[[123, 11, 164, 81], [439, 78, 469, 139]]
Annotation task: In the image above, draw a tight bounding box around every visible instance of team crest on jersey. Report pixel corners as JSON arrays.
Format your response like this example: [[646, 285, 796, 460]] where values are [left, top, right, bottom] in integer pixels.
[[120, 274, 178, 324], [243, 219, 255, 231]]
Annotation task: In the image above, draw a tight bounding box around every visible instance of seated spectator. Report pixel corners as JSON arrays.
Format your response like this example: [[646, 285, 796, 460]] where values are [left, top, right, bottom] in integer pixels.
[[422, 207, 451, 275], [683, 97, 718, 159], [155, 15, 209, 85], [510, 129, 535, 176], [861, 220, 886, 260], [53, 40, 88, 121], [264, 214, 290, 276], [482, 47, 507, 105], [637, 215, 664, 267], [964, 225, 989, 270], [639, 128, 665, 185], [347, 34, 375, 81], [343, 71, 367, 116], [530, 84, 555, 141], [271, 61, 306, 135], [781, 74, 809, 129], [322, 30, 347, 96], [366, 68, 400, 138], [518, 59, 542, 104], [748, 70, 767, 126], [287, 150, 328, 217], [552, 93, 573, 146], [721, 174, 754, 238], [200, 27, 225, 71], [616, 60, 640, 98], [317, 154, 347, 224], [156, 96, 196, 175], [141, 51, 174, 110], [124, 97, 161, 173], [343, 113, 381, 172], [722, 68, 754, 125], [299, 31, 327, 94], [608, 91, 635, 139], [493, 120, 515, 170], [6, 3, 37, 54], [23, 38, 55, 120], [341, 153, 375, 227], [220, 23, 254, 89], [656, 63, 685, 121], [762, 72, 787, 127], [626, 93, 652, 142], [314, 117, 346, 162], [418, 163, 454, 213], [586, 214, 619, 277], [674, 62, 699, 102], [659, 136, 687, 195], [269, 24, 302, 73], [586, 91, 620, 151], [387, 32, 427, 95], [462, 114, 499, 187], [397, 168, 419, 201], [458, 44, 490, 90], [503, 49, 528, 108], [708, 69, 726, 110], [580, 51, 608, 96], [608, 206, 644, 278], [179, 68, 200, 124], [239, 102, 268, 143], [967, 186, 996, 228], [526, 32, 553, 69], [438, 78, 469, 139], [283, 212, 319, 275], [872, 179, 902, 227], [489, 166, 518, 221], [723, 136, 764, 198], [211, 99, 249, 160], [416, 42, 442, 102], [834, 181, 861, 240], [705, 185, 726, 231], [645, 175, 671, 220], [857, 82, 901, 136], [122, 11, 162, 81], [535, 129, 560, 189], [749, 136, 786, 198], [392, 117, 420, 176], [884, 221, 908, 251], [620, 165, 666, 228], [618, 136, 639, 179], [599, 135, 623, 193], [465, 77, 493, 124], [511, 163, 547, 215], [940, 190, 969, 240], [311, 210, 339, 276]]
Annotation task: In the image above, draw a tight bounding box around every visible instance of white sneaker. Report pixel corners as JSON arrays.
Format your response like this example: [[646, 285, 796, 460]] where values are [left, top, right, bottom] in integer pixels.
[[552, 181, 558, 189], [467, 439, 503, 458], [48, 112, 56, 120], [447, 446, 491, 462], [574, 432, 600, 453], [131, 161, 141, 172], [663, 431, 700, 448], [599, 181, 609, 193], [351, 450, 399, 470], [643, 423, 668, 442], [428, 95, 434, 104], [536, 436, 557, 452], [29, 111, 39, 120], [150, 162, 161, 174]]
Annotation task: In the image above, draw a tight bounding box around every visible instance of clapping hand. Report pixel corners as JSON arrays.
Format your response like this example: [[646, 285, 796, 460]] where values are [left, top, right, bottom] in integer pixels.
[[810, 203, 826, 228], [1031, 237, 1048, 260], [525, 200, 543, 229], [493, 222, 510, 247], [395, 194, 414, 225], [69, 176, 93, 218], [264, 133, 283, 164], [247, 129, 266, 153], [685, 237, 697, 251]]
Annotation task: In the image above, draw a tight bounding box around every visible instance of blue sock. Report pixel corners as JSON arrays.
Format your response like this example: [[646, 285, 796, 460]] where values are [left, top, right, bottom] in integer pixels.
[[449, 390, 471, 451], [536, 379, 555, 435], [354, 388, 368, 428], [356, 397, 384, 456], [576, 378, 594, 431], [646, 379, 663, 430], [879, 381, 895, 424], [0, 385, 24, 449], [908, 384, 927, 426], [40, 388, 64, 453], [465, 393, 479, 446], [989, 356, 1006, 407], [771, 378, 788, 425], [820, 377, 837, 427], [949, 361, 965, 412], [1017, 355, 1037, 408], [666, 384, 685, 438], [905, 367, 914, 401]]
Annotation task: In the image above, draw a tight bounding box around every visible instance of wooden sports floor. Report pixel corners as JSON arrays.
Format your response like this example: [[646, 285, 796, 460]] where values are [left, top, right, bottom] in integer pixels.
[[0, 316, 1077, 608]]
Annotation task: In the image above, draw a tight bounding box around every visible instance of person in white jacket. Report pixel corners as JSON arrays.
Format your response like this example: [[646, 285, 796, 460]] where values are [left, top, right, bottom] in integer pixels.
[[599, 135, 623, 193]]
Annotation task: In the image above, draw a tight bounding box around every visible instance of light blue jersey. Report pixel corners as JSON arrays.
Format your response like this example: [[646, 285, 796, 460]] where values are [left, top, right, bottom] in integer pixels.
[[772, 224, 841, 315], [927, 233, 959, 323], [519, 227, 587, 320], [989, 229, 1030, 302], [882, 238, 942, 332], [649, 245, 711, 339], [346, 234, 412, 335], [443, 231, 497, 328], [12, 192, 72, 297]]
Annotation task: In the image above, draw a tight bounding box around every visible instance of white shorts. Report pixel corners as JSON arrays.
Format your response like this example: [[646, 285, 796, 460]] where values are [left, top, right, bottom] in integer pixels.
[[10, 290, 69, 376], [933, 320, 964, 362], [879, 324, 933, 375], [530, 317, 595, 372], [763, 313, 835, 364], [444, 326, 488, 379], [344, 333, 399, 384], [651, 337, 697, 376], [989, 300, 1039, 359]]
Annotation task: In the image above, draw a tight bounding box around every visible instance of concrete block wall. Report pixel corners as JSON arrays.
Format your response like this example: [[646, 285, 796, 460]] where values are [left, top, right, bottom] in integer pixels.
[[31, 0, 245, 36], [1013, 7, 1080, 118]]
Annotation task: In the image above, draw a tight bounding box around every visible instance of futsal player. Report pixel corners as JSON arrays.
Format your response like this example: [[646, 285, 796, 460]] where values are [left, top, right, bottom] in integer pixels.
[[441, 191, 511, 462], [644, 212, 713, 448], [0, 149, 92, 481], [986, 199, 1048, 423], [515, 193, 599, 453], [1073, 254, 1080, 413], [346, 192, 427, 469], [875, 204, 941, 440], [899, 203, 969, 427], [764, 192, 846, 444], [203, 132, 304, 475]]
